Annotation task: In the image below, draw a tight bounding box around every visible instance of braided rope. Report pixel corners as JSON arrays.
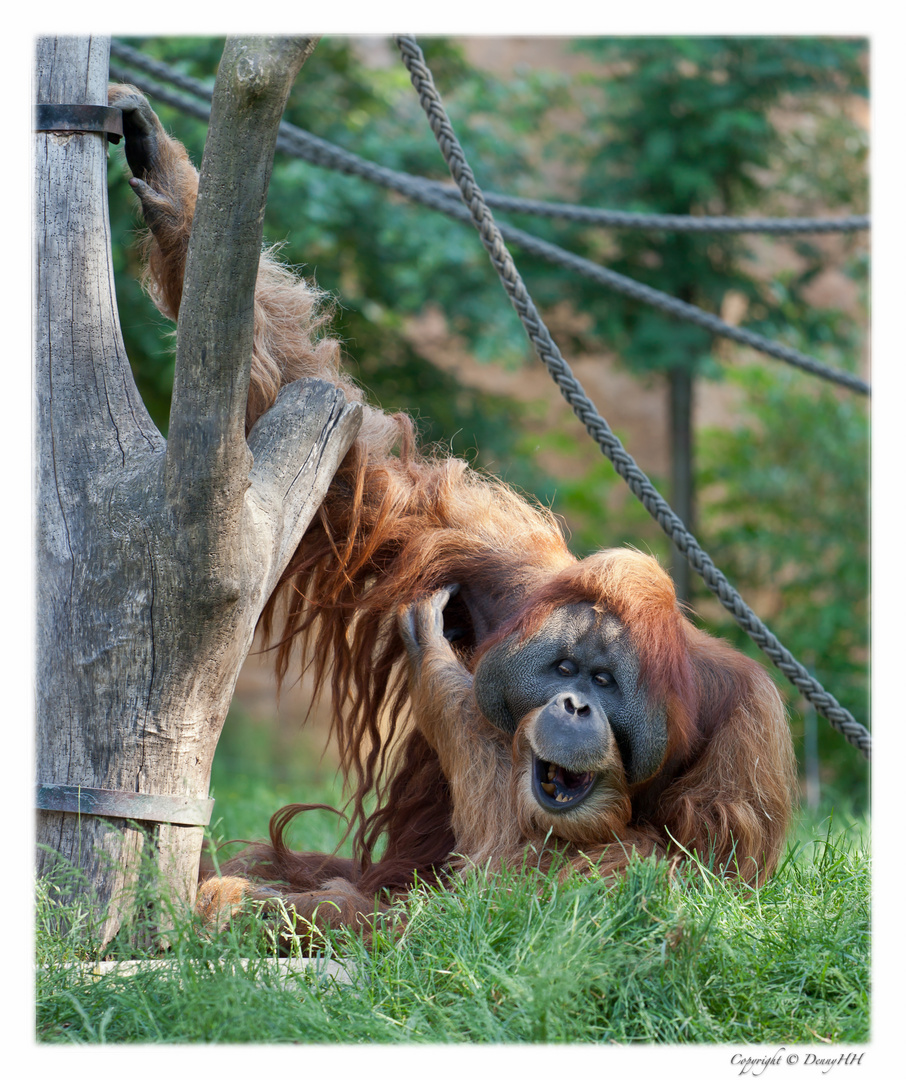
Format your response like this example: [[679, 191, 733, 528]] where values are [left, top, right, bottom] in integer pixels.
[[109, 42, 869, 396], [461, 219, 869, 395], [109, 41, 870, 235], [395, 35, 870, 758], [429, 187, 870, 234]]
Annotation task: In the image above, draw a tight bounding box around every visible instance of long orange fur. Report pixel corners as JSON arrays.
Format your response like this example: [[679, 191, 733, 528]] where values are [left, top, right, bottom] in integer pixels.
[[111, 86, 796, 939]]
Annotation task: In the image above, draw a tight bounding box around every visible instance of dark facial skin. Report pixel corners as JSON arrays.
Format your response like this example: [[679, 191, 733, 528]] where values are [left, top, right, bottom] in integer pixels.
[[473, 602, 669, 787]]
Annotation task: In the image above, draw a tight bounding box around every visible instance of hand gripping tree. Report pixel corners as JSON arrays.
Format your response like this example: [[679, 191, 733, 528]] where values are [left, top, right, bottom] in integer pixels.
[[34, 36, 361, 946]]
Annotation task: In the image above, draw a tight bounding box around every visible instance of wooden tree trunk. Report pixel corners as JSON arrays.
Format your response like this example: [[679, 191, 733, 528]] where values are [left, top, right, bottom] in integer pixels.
[[34, 35, 361, 947]]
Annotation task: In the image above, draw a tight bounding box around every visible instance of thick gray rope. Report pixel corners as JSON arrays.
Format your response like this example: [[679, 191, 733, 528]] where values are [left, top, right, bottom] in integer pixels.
[[109, 41, 869, 235], [109, 43, 869, 396], [455, 218, 869, 395], [394, 35, 870, 758], [426, 188, 870, 235]]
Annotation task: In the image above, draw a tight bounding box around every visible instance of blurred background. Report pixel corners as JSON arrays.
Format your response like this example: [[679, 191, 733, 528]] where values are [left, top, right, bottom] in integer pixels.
[[106, 36, 869, 848]]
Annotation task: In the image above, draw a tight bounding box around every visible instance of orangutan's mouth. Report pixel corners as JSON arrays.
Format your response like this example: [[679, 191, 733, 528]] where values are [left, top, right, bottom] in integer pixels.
[[531, 753, 597, 812]]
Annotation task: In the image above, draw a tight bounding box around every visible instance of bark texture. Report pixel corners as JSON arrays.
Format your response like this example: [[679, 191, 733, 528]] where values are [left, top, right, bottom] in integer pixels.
[[34, 35, 359, 945]]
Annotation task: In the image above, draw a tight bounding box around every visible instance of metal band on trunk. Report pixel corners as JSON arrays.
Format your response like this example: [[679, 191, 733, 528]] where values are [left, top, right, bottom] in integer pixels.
[[36, 783, 214, 826], [36, 103, 124, 142]]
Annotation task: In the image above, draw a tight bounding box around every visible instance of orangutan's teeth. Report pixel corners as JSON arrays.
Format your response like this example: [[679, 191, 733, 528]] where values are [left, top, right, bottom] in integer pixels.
[[547, 764, 556, 780], [556, 793, 569, 803], [541, 782, 556, 795]]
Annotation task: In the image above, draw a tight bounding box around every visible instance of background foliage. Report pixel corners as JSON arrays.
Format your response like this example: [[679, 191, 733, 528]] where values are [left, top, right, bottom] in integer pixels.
[[108, 35, 869, 804]]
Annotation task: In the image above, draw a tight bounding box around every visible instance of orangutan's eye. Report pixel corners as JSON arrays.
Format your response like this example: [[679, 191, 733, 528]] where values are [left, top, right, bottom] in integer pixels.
[[556, 660, 577, 677], [594, 671, 616, 688]]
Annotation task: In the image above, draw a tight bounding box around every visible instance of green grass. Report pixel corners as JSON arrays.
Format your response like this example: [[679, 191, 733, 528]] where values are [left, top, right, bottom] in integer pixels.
[[35, 767, 869, 1045]]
